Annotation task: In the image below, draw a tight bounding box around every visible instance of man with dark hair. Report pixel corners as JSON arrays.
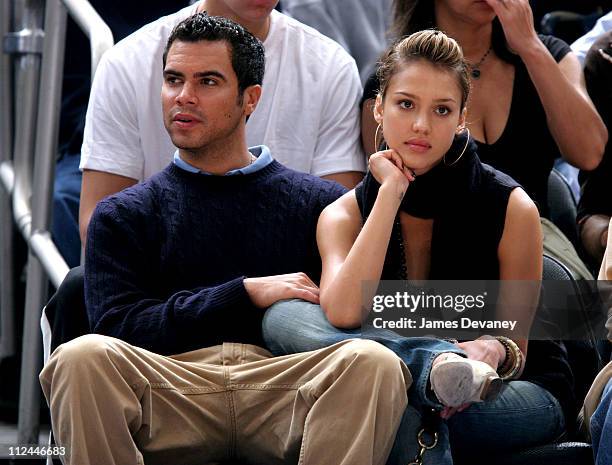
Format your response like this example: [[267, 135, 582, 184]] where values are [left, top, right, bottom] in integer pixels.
[[78, 0, 366, 246], [161, 13, 265, 91], [40, 14, 409, 465]]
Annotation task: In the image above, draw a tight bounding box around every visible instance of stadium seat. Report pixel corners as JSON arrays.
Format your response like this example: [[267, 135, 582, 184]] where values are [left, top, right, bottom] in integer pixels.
[[548, 168, 580, 250]]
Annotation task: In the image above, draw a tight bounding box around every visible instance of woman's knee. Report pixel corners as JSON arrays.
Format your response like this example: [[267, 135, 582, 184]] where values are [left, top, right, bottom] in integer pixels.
[[263, 299, 342, 354]]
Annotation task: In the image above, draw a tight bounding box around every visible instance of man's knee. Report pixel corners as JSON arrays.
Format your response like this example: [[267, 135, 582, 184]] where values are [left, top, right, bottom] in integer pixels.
[[41, 334, 120, 385]]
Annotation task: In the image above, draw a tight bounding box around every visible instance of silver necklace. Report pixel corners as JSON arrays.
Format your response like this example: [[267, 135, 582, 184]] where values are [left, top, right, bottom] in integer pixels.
[[467, 46, 492, 80]]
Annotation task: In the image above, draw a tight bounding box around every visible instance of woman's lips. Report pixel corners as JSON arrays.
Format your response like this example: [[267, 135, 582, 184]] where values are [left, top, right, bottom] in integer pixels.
[[405, 139, 432, 153]]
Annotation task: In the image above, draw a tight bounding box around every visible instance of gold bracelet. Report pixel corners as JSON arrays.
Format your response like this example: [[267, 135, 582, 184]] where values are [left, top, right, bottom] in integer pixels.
[[495, 336, 523, 381]]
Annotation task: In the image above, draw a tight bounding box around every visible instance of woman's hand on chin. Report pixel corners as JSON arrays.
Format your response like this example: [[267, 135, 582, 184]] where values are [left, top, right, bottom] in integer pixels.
[[484, 0, 540, 56], [368, 149, 415, 192]]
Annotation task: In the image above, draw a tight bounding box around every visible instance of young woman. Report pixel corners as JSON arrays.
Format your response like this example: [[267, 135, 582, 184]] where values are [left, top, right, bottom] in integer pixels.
[[361, 0, 607, 217], [263, 30, 572, 464]]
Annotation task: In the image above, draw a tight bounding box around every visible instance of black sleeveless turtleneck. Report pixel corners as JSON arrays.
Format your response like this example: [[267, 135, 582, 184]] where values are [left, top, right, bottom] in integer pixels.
[[356, 132, 520, 280], [355, 133, 576, 429]]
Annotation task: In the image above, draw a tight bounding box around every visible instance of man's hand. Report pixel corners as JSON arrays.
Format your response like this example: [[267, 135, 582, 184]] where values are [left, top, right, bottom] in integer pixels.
[[244, 273, 320, 308]]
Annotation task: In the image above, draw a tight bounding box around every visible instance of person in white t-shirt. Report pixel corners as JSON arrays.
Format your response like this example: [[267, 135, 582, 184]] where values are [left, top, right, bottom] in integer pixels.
[[570, 10, 612, 65], [79, 0, 365, 243], [281, 0, 392, 84]]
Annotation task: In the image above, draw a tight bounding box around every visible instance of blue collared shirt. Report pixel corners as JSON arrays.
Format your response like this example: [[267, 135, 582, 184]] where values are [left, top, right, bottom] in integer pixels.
[[173, 145, 274, 175]]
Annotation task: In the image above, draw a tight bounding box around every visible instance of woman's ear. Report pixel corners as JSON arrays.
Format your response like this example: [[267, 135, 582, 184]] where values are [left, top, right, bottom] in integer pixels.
[[456, 108, 467, 133], [373, 94, 384, 124]]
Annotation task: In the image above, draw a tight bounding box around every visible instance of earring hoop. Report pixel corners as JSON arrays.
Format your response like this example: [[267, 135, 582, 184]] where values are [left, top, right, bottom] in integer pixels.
[[374, 123, 388, 152], [444, 127, 470, 167]]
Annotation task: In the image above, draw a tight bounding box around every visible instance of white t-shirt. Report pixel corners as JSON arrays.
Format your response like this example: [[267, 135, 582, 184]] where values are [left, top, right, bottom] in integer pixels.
[[282, 0, 392, 84], [570, 11, 612, 65], [81, 3, 366, 180]]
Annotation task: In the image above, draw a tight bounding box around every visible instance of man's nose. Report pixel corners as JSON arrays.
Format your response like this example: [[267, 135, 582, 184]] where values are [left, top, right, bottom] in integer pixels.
[[176, 82, 197, 105]]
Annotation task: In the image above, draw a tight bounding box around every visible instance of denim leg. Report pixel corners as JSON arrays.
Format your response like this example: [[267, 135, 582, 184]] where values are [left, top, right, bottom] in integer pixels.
[[262, 299, 360, 354], [52, 152, 82, 268], [590, 378, 612, 465], [447, 380, 565, 459], [264, 300, 567, 462], [553, 158, 581, 201], [263, 299, 463, 410], [387, 405, 453, 465]]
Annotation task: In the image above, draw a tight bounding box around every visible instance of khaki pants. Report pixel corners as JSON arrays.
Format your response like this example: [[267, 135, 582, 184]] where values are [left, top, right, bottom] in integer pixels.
[[40, 335, 410, 465]]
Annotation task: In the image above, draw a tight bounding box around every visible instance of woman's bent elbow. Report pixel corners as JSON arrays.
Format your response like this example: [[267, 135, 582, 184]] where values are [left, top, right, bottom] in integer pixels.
[[320, 297, 362, 329], [567, 137, 606, 171]]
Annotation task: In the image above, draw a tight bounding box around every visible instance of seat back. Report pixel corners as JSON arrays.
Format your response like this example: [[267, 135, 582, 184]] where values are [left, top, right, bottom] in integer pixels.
[[548, 169, 580, 249], [540, 10, 603, 44], [543, 255, 603, 419], [42, 265, 89, 356], [543, 253, 576, 281]]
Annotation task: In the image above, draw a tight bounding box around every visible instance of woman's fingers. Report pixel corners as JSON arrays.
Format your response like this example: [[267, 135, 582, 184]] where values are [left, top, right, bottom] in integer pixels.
[[457, 402, 472, 412], [403, 165, 416, 182], [483, 0, 502, 15], [439, 402, 472, 420], [379, 149, 416, 180], [483, 0, 538, 56]]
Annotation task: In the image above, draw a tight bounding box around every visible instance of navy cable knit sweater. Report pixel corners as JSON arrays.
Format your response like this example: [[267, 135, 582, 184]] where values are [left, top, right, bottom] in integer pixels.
[[84, 161, 346, 355]]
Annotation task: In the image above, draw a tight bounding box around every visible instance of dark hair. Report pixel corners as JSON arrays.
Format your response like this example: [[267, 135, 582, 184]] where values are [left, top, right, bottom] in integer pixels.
[[378, 30, 470, 110], [390, 0, 516, 63], [163, 13, 265, 94]]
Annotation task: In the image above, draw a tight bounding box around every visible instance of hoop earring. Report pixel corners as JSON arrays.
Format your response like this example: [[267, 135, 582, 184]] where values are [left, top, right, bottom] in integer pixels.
[[374, 123, 388, 151], [444, 127, 470, 167]]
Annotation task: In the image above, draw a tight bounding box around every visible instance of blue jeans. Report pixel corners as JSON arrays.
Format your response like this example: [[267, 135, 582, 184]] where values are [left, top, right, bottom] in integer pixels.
[[263, 299, 565, 464], [52, 152, 82, 268], [591, 378, 612, 465], [554, 158, 581, 202]]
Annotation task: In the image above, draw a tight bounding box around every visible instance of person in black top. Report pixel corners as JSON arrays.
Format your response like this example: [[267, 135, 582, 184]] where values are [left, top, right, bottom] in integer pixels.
[[263, 30, 574, 464], [578, 30, 612, 268], [361, 0, 607, 217]]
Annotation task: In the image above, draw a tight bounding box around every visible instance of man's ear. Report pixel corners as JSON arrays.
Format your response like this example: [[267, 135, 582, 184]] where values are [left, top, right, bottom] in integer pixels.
[[243, 84, 262, 116], [373, 94, 384, 124]]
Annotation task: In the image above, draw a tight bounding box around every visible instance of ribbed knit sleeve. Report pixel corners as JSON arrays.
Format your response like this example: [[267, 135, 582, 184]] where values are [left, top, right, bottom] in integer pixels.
[[84, 162, 346, 355], [84, 191, 256, 355]]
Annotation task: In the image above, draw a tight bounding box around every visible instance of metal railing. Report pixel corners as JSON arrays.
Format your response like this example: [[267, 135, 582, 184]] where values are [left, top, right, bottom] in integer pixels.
[[0, 0, 16, 362], [0, 0, 113, 444]]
